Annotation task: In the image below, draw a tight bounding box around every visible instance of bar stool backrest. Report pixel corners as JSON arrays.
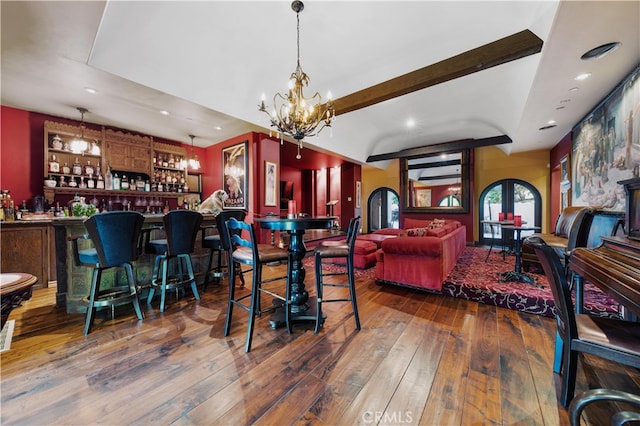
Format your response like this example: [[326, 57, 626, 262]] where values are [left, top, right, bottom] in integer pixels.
[[215, 210, 247, 251], [163, 210, 203, 255], [84, 211, 144, 267]]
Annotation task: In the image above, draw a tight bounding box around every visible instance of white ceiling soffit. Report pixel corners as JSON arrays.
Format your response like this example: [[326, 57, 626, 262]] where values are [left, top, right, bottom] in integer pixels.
[[88, 1, 556, 164]]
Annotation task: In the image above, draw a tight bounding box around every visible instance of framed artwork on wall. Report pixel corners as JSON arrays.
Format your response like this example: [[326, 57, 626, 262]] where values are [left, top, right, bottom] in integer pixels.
[[414, 188, 432, 207], [355, 181, 361, 208], [571, 64, 639, 210], [265, 161, 277, 207], [560, 153, 571, 210], [222, 141, 248, 209]]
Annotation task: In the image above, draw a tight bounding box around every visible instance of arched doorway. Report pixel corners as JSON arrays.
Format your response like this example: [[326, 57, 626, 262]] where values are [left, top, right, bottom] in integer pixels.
[[367, 187, 399, 233], [478, 179, 542, 246]]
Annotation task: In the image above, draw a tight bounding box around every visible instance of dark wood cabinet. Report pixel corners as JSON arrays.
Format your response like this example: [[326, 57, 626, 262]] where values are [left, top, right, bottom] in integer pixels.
[[1, 221, 54, 289]]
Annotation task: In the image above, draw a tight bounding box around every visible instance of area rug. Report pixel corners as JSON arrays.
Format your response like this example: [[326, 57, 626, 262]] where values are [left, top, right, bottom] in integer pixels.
[[441, 246, 620, 319], [305, 247, 621, 319]]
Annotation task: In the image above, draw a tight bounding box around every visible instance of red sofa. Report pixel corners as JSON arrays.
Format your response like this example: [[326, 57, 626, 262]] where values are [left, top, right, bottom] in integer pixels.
[[374, 218, 467, 291]]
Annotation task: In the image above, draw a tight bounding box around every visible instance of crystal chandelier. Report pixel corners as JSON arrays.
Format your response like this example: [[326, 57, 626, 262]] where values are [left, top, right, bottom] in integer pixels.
[[188, 134, 200, 170], [258, 0, 334, 159]]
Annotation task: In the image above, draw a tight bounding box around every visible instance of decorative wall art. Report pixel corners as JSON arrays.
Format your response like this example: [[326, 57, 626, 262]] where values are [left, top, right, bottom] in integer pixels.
[[572, 65, 640, 210], [222, 141, 248, 209], [265, 161, 277, 207]]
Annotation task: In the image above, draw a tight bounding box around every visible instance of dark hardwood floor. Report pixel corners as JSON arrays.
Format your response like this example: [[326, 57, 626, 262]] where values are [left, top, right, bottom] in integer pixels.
[[2, 263, 640, 425]]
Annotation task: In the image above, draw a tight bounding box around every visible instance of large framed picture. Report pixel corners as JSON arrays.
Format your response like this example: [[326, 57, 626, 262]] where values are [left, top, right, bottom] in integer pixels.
[[222, 141, 248, 209], [571, 64, 639, 210], [265, 161, 277, 206]]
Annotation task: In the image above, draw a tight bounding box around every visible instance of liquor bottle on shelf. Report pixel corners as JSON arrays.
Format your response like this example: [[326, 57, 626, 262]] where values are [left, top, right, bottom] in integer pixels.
[[49, 154, 60, 173], [112, 173, 121, 190], [145, 179, 151, 192], [62, 162, 71, 175], [104, 163, 113, 190], [96, 172, 105, 189], [72, 157, 82, 175], [87, 174, 95, 189], [162, 155, 168, 168], [168, 153, 175, 168], [121, 174, 129, 190], [84, 160, 95, 177]]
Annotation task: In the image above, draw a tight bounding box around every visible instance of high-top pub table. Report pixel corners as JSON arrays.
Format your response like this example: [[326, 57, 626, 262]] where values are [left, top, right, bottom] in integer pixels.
[[1, 273, 37, 329], [498, 224, 541, 286], [254, 216, 336, 328]]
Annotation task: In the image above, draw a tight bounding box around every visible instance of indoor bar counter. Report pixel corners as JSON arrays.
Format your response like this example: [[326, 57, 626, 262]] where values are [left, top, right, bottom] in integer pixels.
[[52, 213, 217, 313]]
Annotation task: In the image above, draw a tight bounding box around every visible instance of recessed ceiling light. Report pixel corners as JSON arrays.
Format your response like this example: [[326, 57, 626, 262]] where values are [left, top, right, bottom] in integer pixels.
[[574, 73, 591, 81], [581, 42, 621, 60], [214, 126, 222, 130], [539, 124, 557, 131], [560, 99, 572, 104], [84, 87, 97, 94], [160, 110, 170, 116], [547, 120, 557, 125], [406, 118, 415, 128]]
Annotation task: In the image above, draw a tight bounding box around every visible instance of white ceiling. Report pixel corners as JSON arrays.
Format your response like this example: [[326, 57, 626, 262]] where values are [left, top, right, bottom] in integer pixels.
[[2, 1, 639, 168]]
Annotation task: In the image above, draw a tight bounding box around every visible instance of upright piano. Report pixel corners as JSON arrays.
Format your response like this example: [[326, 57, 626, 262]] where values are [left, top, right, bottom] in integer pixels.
[[570, 236, 640, 317], [570, 177, 640, 318]]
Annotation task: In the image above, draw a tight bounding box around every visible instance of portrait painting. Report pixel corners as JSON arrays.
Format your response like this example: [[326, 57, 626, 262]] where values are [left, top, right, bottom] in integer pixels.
[[222, 141, 248, 209]]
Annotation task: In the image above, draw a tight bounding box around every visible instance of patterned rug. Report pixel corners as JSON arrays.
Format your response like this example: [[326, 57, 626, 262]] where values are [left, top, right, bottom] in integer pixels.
[[441, 246, 620, 319], [305, 246, 620, 319]]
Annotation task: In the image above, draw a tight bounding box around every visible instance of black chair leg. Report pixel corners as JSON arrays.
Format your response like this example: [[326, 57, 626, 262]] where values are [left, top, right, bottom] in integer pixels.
[[224, 261, 236, 336], [561, 349, 579, 407], [124, 263, 143, 321], [203, 248, 215, 291], [84, 268, 101, 335], [347, 258, 361, 330], [314, 252, 323, 334], [245, 268, 261, 352]]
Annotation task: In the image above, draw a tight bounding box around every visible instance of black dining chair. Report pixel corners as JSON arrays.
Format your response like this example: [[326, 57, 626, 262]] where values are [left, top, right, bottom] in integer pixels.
[[201, 210, 246, 291], [69, 211, 145, 335], [313, 216, 362, 334], [223, 217, 291, 352], [569, 388, 640, 426], [146, 210, 203, 313], [524, 236, 640, 407]]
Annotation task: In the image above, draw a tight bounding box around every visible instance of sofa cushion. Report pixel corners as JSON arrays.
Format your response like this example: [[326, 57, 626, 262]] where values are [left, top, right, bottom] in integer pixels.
[[403, 218, 432, 229], [427, 227, 448, 237]]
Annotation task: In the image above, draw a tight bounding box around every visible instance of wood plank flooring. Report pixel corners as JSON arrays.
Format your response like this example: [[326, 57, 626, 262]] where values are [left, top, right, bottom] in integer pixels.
[[2, 262, 640, 425]]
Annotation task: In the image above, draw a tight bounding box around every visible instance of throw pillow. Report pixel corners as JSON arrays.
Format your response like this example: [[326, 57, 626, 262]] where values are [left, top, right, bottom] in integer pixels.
[[406, 227, 430, 237]]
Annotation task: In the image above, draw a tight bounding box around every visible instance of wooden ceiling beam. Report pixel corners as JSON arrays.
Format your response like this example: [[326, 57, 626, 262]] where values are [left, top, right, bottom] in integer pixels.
[[366, 135, 512, 162], [331, 29, 543, 116]]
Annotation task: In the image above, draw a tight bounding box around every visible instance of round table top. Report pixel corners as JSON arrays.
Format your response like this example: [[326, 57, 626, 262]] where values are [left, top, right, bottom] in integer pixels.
[[254, 216, 337, 232], [0, 273, 37, 296]]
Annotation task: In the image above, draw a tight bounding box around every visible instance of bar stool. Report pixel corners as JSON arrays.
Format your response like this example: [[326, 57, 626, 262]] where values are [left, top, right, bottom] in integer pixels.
[[69, 211, 145, 335], [313, 216, 361, 334], [146, 210, 203, 312], [223, 217, 291, 352], [201, 210, 246, 291]]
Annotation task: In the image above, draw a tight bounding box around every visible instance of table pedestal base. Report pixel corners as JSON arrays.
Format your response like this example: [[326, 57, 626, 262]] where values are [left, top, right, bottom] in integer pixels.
[[498, 271, 541, 287], [269, 296, 326, 329]]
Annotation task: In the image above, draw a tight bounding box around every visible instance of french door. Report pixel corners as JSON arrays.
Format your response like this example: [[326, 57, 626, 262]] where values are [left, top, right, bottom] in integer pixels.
[[367, 187, 399, 233], [478, 179, 541, 246]]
